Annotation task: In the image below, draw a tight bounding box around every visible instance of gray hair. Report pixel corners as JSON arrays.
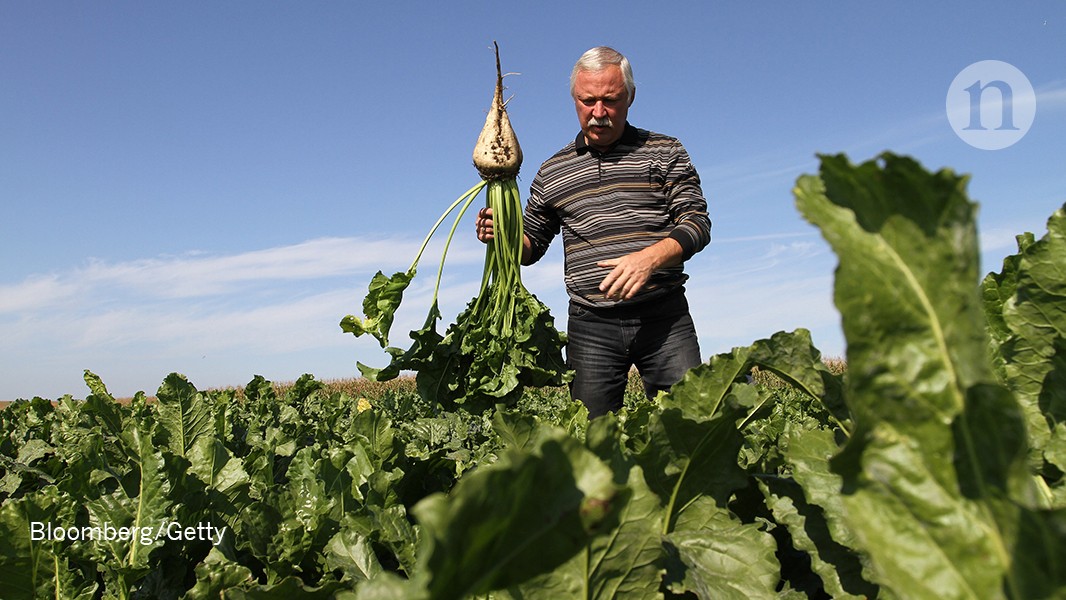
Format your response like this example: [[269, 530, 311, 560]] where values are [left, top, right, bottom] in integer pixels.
[[569, 46, 635, 104]]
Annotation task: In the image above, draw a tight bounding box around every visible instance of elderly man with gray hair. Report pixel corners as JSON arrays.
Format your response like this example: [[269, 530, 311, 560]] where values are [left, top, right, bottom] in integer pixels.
[[476, 46, 711, 418]]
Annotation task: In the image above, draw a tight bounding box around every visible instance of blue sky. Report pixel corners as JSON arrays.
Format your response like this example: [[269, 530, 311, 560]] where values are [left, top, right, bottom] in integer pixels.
[[3, 2, 1065, 400]]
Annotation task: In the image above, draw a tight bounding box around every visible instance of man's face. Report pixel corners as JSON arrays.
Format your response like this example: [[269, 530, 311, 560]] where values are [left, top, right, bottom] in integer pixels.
[[573, 65, 631, 152]]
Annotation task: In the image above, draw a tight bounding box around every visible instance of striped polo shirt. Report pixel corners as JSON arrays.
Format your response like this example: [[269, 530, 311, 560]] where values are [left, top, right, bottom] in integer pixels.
[[524, 123, 712, 309]]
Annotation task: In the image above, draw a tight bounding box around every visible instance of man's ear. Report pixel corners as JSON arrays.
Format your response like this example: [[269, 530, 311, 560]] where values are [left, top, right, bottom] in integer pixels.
[[629, 88, 636, 106]]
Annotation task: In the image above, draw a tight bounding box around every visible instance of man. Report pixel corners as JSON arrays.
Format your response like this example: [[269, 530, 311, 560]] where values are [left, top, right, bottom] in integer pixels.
[[475, 46, 711, 418]]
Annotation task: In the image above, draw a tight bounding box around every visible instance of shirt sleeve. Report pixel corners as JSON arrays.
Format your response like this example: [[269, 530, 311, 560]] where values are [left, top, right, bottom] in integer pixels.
[[522, 170, 560, 265], [663, 142, 712, 261]]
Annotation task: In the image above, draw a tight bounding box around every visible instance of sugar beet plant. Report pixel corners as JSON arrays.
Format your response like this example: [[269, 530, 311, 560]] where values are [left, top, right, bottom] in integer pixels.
[[340, 43, 569, 412], [1, 153, 1064, 599]]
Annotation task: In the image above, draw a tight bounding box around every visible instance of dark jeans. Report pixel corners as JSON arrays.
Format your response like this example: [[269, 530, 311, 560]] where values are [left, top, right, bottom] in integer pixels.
[[566, 289, 702, 418]]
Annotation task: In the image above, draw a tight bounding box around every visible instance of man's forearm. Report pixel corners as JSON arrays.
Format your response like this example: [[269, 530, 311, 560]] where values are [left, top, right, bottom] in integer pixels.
[[641, 237, 685, 270]]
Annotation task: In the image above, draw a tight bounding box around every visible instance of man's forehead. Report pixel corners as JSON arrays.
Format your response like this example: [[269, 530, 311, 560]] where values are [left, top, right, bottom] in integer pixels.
[[574, 67, 626, 95]]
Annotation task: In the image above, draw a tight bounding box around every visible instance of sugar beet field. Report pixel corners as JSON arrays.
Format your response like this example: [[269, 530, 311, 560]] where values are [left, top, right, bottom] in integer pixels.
[[2, 154, 1065, 599]]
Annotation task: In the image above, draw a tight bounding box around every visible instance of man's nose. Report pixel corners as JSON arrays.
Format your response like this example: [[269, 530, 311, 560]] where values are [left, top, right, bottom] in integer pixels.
[[592, 101, 607, 117]]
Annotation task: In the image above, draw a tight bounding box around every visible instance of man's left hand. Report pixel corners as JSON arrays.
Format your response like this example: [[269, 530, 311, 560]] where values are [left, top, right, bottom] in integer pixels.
[[597, 238, 683, 301]]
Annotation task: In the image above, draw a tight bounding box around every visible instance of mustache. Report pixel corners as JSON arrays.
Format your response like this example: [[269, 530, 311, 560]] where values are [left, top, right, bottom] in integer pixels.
[[587, 116, 613, 128]]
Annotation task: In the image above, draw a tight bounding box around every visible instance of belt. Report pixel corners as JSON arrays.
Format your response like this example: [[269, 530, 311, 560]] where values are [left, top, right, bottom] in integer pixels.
[[570, 286, 689, 320]]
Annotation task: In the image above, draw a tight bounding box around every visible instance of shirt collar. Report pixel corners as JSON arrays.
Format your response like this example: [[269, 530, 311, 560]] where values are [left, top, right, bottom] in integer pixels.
[[575, 122, 638, 155]]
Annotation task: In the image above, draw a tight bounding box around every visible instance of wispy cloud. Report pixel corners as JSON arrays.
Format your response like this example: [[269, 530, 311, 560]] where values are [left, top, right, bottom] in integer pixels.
[[1, 230, 846, 400], [1035, 80, 1066, 109], [0, 235, 486, 311], [0, 234, 491, 398], [74, 236, 458, 298], [78, 238, 387, 297], [0, 274, 79, 313]]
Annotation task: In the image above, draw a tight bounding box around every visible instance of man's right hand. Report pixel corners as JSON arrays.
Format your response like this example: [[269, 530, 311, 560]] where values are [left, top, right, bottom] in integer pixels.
[[475, 207, 494, 243]]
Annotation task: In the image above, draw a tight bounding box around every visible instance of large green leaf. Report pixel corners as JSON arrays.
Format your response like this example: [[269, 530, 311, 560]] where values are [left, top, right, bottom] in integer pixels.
[[639, 354, 751, 529], [637, 403, 748, 534], [796, 154, 992, 431], [0, 487, 98, 600], [80, 370, 138, 466], [340, 268, 417, 348], [664, 498, 779, 599], [650, 329, 855, 597], [82, 420, 173, 596], [503, 463, 664, 599], [182, 547, 257, 599], [983, 206, 1066, 475], [411, 429, 620, 600], [185, 436, 253, 522], [640, 377, 778, 598], [795, 153, 1065, 599], [322, 528, 384, 583], [157, 372, 214, 458], [353, 484, 419, 576], [1047, 423, 1066, 507], [357, 302, 444, 383], [235, 445, 368, 584], [763, 427, 881, 599], [343, 408, 399, 468], [659, 344, 753, 422], [982, 232, 1032, 377]]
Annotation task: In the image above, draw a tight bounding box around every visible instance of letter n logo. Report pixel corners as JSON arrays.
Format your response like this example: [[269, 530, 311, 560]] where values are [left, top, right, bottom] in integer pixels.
[[963, 79, 1020, 131], [946, 60, 1035, 150]]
